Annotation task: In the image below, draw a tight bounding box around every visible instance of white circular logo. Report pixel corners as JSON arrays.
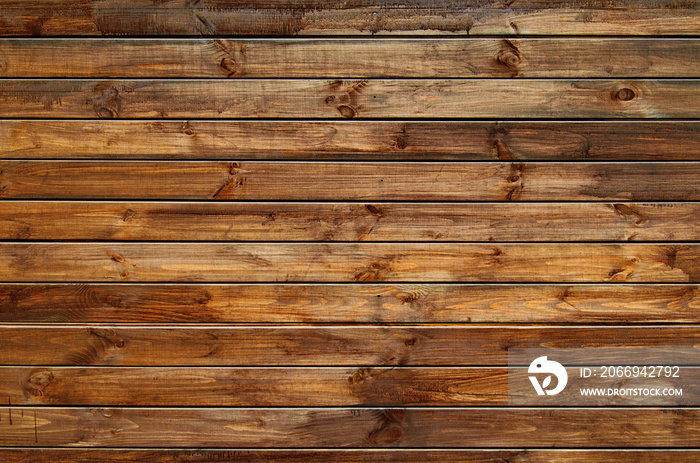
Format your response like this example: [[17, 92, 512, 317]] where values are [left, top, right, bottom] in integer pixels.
[[528, 356, 568, 396]]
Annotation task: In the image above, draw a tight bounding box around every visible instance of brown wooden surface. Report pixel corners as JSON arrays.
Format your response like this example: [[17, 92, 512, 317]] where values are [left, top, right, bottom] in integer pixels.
[[0, 407, 698, 448], [1, 79, 698, 119], [4, 120, 700, 161], [1, 367, 512, 406], [0, 326, 696, 366], [2, 202, 699, 241], [2, 0, 698, 458], [2, 38, 700, 78], [0, 0, 699, 36], [1, 449, 700, 463], [1, 243, 699, 283], [2, 162, 700, 201], [1, 366, 697, 406], [2, 283, 699, 324]]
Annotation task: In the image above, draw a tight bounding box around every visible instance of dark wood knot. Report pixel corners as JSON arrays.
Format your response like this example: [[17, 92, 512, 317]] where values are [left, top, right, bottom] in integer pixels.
[[497, 50, 521, 68], [614, 87, 636, 101], [336, 105, 356, 118], [220, 57, 238, 75]]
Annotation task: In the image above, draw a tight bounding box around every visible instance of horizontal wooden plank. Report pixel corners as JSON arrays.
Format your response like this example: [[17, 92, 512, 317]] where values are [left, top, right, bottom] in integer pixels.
[[0, 407, 697, 447], [2, 366, 697, 406], [1, 243, 699, 283], [4, 120, 700, 161], [2, 367, 510, 407], [1, 450, 699, 463], [1, 0, 699, 36], [1, 80, 698, 119], [2, 284, 699, 324], [0, 326, 696, 366], [3, 39, 700, 78], [2, 162, 700, 201], [2, 202, 700, 241]]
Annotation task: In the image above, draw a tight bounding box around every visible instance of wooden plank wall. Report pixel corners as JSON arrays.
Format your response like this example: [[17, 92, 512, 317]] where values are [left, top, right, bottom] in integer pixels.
[[0, 0, 699, 461]]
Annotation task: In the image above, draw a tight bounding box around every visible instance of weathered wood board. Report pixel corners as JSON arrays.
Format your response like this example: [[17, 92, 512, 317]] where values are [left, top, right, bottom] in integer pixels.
[[0, 0, 698, 460]]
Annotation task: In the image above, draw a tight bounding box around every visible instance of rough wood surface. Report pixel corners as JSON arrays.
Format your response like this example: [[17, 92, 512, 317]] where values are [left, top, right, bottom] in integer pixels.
[[2, 283, 699, 324], [0, 325, 696, 366], [1, 449, 700, 463], [1, 0, 699, 456], [2, 202, 699, 241], [2, 162, 700, 201], [1, 243, 698, 283], [2, 38, 699, 78], [1, 366, 697, 406], [0, 367, 513, 406], [1, 79, 698, 119], [0, 407, 697, 447], [4, 120, 700, 161], [0, 0, 699, 36]]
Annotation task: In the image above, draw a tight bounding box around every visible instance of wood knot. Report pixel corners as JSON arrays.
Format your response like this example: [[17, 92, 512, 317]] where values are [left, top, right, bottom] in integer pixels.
[[503, 163, 524, 200], [92, 85, 123, 118], [371, 425, 403, 444], [404, 338, 416, 347], [612, 204, 647, 225], [96, 107, 117, 118], [365, 204, 383, 217], [196, 290, 213, 305], [614, 87, 636, 101], [328, 80, 366, 118], [348, 368, 373, 384], [181, 122, 195, 136], [89, 328, 125, 349], [122, 209, 137, 222], [493, 123, 510, 135], [391, 129, 408, 150], [354, 262, 390, 282], [109, 252, 125, 263], [497, 50, 521, 68], [220, 57, 238, 76], [396, 292, 418, 303], [337, 104, 356, 118], [25, 371, 54, 397], [367, 410, 406, 445]]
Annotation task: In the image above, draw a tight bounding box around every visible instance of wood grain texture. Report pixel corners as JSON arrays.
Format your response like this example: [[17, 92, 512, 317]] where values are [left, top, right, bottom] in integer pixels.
[[3, 38, 700, 78], [2, 202, 700, 242], [2, 284, 699, 324], [0, 407, 698, 447], [1, 79, 698, 119], [4, 120, 700, 161], [0, 325, 696, 366], [1, 366, 697, 406], [1, 449, 700, 463], [2, 162, 700, 201], [0, 0, 699, 36], [2, 0, 700, 457], [1, 243, 699, 283], [1, 367, 510, 406]]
